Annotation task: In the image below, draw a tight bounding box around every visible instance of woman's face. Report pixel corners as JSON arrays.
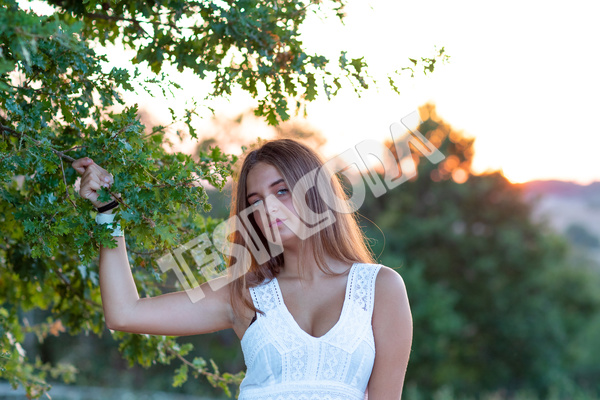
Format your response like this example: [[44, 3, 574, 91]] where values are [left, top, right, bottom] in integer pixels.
[[245, 162, 301, 246]]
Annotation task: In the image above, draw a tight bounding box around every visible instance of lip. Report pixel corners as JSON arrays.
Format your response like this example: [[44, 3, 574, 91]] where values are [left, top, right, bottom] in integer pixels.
[[269, 218, 286, 227]]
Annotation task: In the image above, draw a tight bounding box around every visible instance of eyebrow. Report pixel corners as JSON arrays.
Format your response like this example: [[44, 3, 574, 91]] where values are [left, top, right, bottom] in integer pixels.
[[246, 178, 286, 200]]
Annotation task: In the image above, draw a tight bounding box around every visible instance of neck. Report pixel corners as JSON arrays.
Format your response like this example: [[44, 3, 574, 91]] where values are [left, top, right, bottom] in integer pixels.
[[278, 241, 349, 281], [280, 249, 311, 280]]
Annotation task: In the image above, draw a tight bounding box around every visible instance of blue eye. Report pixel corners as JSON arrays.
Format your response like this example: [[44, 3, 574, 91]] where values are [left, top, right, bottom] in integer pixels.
[[248, 188, 287, 207]]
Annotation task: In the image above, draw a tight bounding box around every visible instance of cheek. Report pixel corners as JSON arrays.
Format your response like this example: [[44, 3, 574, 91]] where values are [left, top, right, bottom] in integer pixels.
[[283, 197, 300, 218]]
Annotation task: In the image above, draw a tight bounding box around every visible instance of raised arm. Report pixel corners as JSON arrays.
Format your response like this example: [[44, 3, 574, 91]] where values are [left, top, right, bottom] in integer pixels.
[[367, 266, 413, 399], [72, 158, 235, 337]]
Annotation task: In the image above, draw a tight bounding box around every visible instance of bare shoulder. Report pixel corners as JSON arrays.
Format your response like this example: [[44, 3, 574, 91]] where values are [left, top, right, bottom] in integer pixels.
[[368, 264, 413, 397], [374, 265, 408, 302], [372, 265, 411, 330]]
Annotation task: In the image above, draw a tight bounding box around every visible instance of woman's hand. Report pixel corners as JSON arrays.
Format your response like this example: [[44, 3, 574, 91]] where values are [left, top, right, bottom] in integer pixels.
[[71, 157, 119, 209]]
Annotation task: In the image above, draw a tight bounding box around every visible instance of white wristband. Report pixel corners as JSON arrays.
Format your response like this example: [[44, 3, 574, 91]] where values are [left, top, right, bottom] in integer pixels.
[[95, 212, 124, 237], [95, 212, 116, 224]]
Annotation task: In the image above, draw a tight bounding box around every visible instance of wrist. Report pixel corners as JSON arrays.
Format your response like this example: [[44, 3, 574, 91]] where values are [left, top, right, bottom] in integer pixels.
[[95, 194, 122, 213]]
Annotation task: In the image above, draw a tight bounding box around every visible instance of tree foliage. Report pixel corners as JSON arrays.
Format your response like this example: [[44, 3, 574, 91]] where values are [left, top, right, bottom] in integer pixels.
[[46, 0, 430, 124], [0, 2, 237, 395], [0, 0, 448, 396]]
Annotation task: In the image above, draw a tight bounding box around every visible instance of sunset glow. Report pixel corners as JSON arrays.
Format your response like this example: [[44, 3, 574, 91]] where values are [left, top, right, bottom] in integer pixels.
[[28, 0, 598, 185]]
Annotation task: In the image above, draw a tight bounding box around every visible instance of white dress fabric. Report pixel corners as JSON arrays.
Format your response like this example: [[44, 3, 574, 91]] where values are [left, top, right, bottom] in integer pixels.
[[238, 262, 382, 400]]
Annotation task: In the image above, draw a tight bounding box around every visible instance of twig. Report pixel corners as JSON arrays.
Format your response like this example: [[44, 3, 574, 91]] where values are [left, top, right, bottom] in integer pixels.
[[84, 12, 181, 31], [6, 82, 43, 94], [166, 347, 225, 383], [60, 158, 77, 208], [1, 123, 160, 227], [141, 215, 156, 228], [1, 123, 132, 207], [141, 167, 161, 183], [143, 122, 176, 139], [109, 194, 131, 211], [63, 145, 87, 152], [0, 123, 76, 163], [109, 121, 135, 140], [101, 121, 136, 153], [24, 70, 41, 87]]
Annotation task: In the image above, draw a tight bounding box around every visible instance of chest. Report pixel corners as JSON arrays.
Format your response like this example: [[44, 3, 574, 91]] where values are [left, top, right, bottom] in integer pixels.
[[277, 277, 348, 338]]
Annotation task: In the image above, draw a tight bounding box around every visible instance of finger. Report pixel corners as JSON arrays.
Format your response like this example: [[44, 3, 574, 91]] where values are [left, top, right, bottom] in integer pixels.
[[81, 164, 109, 184], [90, 170, 113, 186], [84, 163, 111, 184], [81, 163, 100, 179], [72, 157, 93, 172], [87, 178, 104, 192], [79, 177, 103, 200], [84, 189, 100, 203], [102, 173, 113, 184], [79, 184, 98, 201], [71, 158, 94, 175]]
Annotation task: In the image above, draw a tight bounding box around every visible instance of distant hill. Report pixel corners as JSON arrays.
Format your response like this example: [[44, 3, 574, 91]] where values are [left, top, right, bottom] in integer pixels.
[[517, 179, 600, 199], [517, 179, 600, 265]]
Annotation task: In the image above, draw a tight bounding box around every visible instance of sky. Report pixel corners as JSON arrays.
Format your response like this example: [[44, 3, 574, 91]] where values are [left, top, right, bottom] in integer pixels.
[[23, 0, 600, 185], [296, 0, 600, 185]]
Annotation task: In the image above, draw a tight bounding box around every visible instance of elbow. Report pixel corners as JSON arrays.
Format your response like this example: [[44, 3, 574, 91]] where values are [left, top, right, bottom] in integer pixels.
[[103, 299, 138, 332], [104, 306, 135, 332], [105, 315, 128, 331]]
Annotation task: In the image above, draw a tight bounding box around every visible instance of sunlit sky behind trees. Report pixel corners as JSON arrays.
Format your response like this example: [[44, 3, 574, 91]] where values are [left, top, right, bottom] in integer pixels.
[[26, 0, 600, 185]]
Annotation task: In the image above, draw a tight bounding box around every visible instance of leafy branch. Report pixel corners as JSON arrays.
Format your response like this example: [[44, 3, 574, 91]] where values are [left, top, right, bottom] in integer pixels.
[[84, 12, 181, 32], [0, 123, 77, 163], [167, 347, 244, 398], [0, 122, 131, 212], [388, 46, 451, 94]]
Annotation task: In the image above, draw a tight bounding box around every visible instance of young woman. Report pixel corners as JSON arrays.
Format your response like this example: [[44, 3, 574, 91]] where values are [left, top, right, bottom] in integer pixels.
[[72, 138, 412, 399]]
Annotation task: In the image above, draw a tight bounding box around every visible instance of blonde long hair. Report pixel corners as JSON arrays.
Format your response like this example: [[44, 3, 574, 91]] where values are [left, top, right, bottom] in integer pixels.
[[227, 139, 375, 317]]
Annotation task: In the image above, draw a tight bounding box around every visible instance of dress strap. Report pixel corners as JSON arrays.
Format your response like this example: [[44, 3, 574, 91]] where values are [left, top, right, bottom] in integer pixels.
[[248, 278, 280, 316], [347, 263, 382, 314]]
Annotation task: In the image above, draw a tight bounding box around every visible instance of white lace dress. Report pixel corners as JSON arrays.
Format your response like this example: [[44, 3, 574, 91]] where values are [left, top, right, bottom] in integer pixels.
[[238, 262, 382, 400]]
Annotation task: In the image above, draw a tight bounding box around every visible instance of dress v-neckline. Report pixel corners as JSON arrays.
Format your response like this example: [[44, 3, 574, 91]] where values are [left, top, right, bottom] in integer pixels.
[[272, 262, 358, 340]]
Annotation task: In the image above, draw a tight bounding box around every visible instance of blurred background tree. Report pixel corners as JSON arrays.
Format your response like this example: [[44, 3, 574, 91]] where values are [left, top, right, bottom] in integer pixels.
[[356, 103, 600, 398]]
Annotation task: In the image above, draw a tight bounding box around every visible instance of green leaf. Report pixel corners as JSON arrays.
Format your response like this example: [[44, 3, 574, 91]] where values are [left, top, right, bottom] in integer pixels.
[[172, 364, 188, 387]]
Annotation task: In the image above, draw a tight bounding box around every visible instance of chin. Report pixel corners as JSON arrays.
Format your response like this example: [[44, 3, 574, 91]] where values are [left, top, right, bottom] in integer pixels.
[[263, 225, 299, 247]]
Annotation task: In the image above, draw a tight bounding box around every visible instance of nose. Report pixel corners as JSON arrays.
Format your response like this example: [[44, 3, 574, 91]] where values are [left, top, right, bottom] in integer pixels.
[[266, 203, 278, 217], [261, 195, 277, 213], [262, 199, 280, 224]]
